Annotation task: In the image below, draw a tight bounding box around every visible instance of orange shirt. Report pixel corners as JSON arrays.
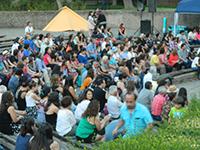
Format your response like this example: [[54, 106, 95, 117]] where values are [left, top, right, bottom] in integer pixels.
[[80, 77, 92, 90]]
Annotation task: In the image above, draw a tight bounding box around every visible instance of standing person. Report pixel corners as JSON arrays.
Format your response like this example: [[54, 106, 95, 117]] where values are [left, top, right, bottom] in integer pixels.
[[96, 10, 107, 29], [87, 11, 96, 37], [112, 92, 153, 138], [25, 21, 34, 36], [137, 81, 154, 111], [0, 91, 25, 135], [75, 89, 93, 121], [15, 119, 35, 150], [29, 123, 60, 150], [76, 100, 110, 143], [25, 81, 41, 120], [107, 85, 123, 120], [56, 96, 76, 136]]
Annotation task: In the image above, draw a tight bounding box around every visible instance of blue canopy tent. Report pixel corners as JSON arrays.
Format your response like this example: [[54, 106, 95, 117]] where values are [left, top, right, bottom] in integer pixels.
[[174, 0, 200, 34]]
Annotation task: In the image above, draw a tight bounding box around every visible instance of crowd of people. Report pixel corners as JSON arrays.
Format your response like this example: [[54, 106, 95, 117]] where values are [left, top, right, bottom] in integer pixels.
[[0, 9, 199, 150]]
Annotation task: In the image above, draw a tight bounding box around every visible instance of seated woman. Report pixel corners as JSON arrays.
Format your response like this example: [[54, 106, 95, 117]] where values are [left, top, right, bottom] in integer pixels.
[[15, 119, 35, 150], [76, 100, 110, 143], [29, 123, 60, 150], [168, 49, 181, 72], [0, 91, 26, 135], [45, 92, 60, 129], [75, 89, 93, 121], [63, 75, 78, 104], [56, 96, 76, 136], [25, 81, 41, 120], [22, 56, 41, 79]]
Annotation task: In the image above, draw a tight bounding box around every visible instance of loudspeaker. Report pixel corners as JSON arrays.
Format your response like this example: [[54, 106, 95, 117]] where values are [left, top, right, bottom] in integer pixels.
[[140, 20, 151, 34], [148, 0, 157, 12]]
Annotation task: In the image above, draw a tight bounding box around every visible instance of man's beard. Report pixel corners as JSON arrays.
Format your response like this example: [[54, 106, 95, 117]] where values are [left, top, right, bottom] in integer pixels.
[[127, 105, 135, 110]]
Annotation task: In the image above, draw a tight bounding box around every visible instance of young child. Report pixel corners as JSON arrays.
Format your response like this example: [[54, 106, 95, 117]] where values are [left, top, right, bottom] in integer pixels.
[[168, 96, 187, 123]]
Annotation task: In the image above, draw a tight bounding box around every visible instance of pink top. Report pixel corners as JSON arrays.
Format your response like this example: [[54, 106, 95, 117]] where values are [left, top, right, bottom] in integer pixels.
[[196, 33, 200, 40], [151, 94, 166, 116], [43, 53, 51, 65]]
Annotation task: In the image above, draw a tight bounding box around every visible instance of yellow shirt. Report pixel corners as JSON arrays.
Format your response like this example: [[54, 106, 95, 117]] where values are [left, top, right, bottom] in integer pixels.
[[150, 55, 160, 66]]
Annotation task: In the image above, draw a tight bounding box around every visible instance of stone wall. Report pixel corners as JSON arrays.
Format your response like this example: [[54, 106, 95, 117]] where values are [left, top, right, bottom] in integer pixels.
[[0, 10, 199, 33]]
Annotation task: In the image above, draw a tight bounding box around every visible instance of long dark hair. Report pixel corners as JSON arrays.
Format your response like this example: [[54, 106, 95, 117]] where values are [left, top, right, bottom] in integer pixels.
[[0, 91, 14, 113], [44, 92, 60, 112], [78, 88, 93, 102], [29, 123, 53, 150], [82, 100, 99, 118], [178, 87, 188, 105], [20, 118, 35, 137]]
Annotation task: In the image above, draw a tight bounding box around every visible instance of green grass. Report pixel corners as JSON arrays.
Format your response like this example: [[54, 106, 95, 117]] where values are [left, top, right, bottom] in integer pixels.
[[97, 100, 200, 150]]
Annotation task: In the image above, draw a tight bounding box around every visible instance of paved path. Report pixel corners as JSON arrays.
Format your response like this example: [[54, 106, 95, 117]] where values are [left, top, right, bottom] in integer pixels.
[[176, 79, 200, 100]]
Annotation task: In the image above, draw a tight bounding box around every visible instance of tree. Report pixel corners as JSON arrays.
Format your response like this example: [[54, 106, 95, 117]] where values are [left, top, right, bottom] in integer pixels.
[[56, 0, 62, 9], [112, 0, 117, 6], [123, 0, 134, 9]]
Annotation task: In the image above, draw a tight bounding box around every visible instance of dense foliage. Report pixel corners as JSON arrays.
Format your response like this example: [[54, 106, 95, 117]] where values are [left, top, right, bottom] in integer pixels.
[[97, 100, 200, 150]]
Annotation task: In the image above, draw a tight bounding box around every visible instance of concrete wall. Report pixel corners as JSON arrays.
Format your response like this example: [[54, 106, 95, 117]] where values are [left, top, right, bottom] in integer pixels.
[[0, 10, 199, 33]]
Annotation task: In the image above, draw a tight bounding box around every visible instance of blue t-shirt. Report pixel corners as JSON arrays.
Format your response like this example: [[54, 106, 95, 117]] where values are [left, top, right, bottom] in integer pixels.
[[23, 49, 30, 57], [15, 134, 32, 150], [120, 103, 153, 137]]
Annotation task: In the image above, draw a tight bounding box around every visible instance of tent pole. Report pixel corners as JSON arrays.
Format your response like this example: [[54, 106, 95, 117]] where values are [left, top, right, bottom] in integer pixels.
[[174, 12, 179, 35]]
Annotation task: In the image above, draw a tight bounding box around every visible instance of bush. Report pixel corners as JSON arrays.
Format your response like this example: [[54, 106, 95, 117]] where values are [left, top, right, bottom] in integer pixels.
[[97, 100, 200, 150]]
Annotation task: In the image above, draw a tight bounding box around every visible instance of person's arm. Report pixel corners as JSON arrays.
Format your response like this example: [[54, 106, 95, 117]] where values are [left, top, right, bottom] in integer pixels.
[[31, 93, 41, 102], [68, 86, 78, 101], [7, 106, 23, 123], [15, 110, 26, 116], [112, 119, 124, 135], [95, 115, 110, 131], [50, 141, 60, 150]]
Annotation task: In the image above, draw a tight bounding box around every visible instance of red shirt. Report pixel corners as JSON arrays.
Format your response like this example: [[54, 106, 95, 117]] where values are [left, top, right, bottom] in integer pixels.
[[168, 53, 179, 67], [43, 53, 51, 65], [151, 94, 167, 116]]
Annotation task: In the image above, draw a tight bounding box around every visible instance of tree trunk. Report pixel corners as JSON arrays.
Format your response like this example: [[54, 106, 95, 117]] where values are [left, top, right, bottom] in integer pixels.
[[112, 0, 117, 6], [123, 0, 134, 9], [56, 0, 62, 9]]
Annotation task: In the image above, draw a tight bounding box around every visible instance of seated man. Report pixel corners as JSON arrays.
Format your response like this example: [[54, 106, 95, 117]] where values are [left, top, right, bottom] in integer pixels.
[[113, 92, 153, 138]]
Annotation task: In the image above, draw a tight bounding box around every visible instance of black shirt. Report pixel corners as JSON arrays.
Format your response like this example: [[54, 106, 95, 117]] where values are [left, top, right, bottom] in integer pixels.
[[93, 87, 107, 112]]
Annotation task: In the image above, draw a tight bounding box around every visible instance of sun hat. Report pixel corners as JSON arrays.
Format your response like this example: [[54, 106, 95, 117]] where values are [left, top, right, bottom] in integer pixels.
[[167, 85, 179, 93]]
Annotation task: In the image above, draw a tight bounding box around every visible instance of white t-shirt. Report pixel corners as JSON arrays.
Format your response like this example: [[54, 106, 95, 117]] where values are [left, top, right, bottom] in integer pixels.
[[191, 57, 199, 68], [11, 43, 19, 55], [107, 95, 123, 118], [74, 100, 90, 120], [25, 92, 36, 107], [143, 72, 153, 87], [188, 32, 196, 40], [56, 109, 76, 136], [25, 26, 33, 35]]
